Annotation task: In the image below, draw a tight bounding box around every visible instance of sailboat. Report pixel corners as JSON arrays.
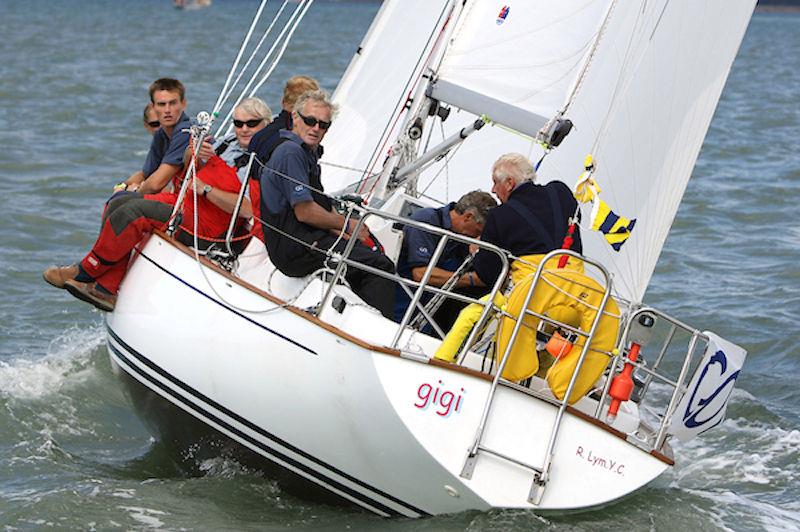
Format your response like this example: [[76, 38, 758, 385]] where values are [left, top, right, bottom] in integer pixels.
[[105, 0, 756, 517]]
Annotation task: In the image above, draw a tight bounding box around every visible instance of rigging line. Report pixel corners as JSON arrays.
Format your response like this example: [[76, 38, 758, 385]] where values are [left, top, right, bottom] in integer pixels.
[[418, 137, 464, 197], [215, 0, 312, 138], [359, 2, 456, 198], [218, 0, 291, 110], [182, 179, 349, 316], [249, 0, 314, 97], [559, 0, 619, 118], [212, 0, 270, 117], [320, 160, 379, 179]]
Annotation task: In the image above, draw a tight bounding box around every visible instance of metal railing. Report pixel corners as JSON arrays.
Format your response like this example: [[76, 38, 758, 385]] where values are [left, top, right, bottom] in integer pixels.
[[315, 206, 509, 349]]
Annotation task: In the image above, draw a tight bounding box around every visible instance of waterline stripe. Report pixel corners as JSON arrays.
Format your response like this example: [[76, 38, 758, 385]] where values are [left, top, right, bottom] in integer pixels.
[[106, 326, 429, 518]]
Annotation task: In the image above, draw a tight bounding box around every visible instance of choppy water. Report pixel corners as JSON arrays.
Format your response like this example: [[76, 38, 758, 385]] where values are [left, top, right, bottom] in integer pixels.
[[1, 1, 798, 530]]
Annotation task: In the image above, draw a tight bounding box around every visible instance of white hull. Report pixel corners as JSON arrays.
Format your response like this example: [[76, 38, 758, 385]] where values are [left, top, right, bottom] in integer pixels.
[[106, 234, 672, 516]]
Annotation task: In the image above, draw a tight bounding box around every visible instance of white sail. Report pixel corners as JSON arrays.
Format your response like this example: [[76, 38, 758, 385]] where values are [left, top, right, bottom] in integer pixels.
[[430, 0, 613, 137], [324, 0, 755, 303], [321, 0, 451, 195], [416, 0, 756, 304]]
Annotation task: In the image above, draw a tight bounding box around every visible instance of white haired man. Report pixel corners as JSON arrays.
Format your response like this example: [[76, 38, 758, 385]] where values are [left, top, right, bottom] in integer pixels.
[[260, 89, 396, 319], [466, 153, 582, 288]]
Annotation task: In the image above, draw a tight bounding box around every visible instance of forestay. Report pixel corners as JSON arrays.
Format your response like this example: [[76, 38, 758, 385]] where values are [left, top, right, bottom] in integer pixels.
[[324, 0, 756, 305]]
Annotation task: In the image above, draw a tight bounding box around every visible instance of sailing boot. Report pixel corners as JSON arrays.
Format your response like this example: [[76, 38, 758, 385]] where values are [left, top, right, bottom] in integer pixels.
[[43, 264, 79, 289], [63, 279, 117, 312]]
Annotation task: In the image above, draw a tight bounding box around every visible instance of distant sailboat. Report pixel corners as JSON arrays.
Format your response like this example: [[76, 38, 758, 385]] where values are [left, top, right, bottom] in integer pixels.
[[174, 0, 211, 10], [105, 0, 755, 516]]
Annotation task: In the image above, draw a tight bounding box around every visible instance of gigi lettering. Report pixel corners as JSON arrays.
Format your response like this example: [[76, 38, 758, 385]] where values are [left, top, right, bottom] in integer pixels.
[[414, 380, 465, 417]]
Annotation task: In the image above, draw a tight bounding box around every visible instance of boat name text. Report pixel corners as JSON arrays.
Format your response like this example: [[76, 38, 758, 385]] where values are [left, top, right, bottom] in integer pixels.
[[576, 446, 625, 475], [415, 380, 464, 417]]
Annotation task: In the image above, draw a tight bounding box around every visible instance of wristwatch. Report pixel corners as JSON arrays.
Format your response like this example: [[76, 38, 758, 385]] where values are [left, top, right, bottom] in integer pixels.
[[202, 184, 212, 197]]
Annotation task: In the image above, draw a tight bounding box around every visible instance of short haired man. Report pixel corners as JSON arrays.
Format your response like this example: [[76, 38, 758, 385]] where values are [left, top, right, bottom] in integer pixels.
[[260, 89, 396, 319], [245, 76, 320, 241], [123, 78, 191, 194], [143, 103, 160, 135], [467, 153, 582, 288], [395, 191, 497, 330], [248, 75, 319, 162]]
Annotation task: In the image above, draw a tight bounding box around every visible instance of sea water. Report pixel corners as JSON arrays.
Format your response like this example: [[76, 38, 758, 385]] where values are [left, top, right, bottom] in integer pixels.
[[1, 1, 798, 530]]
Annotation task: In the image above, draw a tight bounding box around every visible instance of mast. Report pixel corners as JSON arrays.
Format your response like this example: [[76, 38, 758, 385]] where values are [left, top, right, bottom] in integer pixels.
[[365, 0, 466, 203]]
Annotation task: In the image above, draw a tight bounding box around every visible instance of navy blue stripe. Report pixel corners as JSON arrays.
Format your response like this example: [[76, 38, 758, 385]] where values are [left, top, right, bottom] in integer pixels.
[[137, 250, 316, 356], [106, 326, 429, 517], [598, 210, 620, 234]]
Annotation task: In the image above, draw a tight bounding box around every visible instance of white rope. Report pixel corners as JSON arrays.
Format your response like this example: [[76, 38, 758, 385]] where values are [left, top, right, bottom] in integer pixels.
[[217, 0, 291, 110], [215, 0, 314, 138], [249, 0, 314, 97], [211, 0, 270, 118]]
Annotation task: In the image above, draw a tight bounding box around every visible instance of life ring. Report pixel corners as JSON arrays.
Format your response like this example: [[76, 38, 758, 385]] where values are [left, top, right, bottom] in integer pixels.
[[495, 255, 620, 404]]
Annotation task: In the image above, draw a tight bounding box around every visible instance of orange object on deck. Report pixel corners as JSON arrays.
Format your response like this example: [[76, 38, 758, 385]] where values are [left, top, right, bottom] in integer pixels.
[[607, 343, 641, 422]]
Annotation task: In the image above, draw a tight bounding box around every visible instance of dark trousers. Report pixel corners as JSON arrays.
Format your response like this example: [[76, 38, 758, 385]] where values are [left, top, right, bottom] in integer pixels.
[[307, 234, 396, 319]]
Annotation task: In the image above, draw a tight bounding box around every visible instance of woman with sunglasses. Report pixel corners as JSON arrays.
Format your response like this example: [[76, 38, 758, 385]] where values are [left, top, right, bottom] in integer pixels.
[[182, 96, 273, 247]]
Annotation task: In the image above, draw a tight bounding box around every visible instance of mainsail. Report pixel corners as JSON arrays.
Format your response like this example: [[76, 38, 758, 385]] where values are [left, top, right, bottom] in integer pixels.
[[323, 0, 756, 304]]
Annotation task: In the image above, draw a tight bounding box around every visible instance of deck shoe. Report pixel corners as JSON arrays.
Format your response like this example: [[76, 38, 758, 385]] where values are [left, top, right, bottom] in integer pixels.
[[63, 279, 117, 312], [43, 264, 79, 289]]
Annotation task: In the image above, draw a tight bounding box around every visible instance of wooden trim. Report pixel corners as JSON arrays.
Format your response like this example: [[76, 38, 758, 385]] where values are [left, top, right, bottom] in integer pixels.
[[148, 230, 675, 467], [650, 449, 675, 466]]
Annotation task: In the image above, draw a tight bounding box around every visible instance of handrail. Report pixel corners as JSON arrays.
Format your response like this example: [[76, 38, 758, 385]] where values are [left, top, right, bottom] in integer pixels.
[[316, 205, 509, 347]]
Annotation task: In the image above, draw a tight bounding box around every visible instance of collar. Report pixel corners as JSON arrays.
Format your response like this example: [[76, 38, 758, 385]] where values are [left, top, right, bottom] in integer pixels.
[[508, 180, 534, 200], [163, 112, 190, 140], [439, 202, 456, 230], [279, 130, 323, 158]]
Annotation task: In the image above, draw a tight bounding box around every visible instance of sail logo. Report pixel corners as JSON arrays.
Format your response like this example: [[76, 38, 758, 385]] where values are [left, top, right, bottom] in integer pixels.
[[668, 333, 746, 442], [414, 380, 464, 418], [496, 5, 510, 25], [682, 350, 740, 430]]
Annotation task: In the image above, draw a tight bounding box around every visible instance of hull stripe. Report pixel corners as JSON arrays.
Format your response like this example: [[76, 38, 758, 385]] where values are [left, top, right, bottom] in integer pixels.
[[137, 250, 317, 356], [106, 326, 429, 517]]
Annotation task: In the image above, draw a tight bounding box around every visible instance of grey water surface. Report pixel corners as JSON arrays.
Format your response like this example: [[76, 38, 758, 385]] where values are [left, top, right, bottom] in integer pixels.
[[1, 1, 798, 530]]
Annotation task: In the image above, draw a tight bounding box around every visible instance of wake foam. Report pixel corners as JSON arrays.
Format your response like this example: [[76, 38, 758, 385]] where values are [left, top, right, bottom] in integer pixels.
[[0, 323, 105, 400]]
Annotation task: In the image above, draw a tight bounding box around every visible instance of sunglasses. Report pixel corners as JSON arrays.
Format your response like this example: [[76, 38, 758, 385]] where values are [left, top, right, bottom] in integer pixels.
[[146, 120, 160, 128], [233, 118, 263, 128], [296, 111, 331, 130]]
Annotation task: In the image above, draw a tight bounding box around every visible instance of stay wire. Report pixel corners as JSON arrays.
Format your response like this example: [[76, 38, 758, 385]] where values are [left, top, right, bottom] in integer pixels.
[[211, 0, 270, 117]]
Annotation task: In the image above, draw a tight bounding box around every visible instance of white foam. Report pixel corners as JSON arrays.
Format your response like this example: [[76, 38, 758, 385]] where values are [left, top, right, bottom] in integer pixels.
[[0, 324, 105, 400], [684, 488, 800, 531], [117, 506, 167, 528], [673, 418, 799, 487]]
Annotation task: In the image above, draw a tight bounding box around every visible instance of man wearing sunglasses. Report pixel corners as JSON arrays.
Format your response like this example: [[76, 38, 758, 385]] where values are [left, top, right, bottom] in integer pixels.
[[143, 103, 160, 135], [261, 89, 396, 319]]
